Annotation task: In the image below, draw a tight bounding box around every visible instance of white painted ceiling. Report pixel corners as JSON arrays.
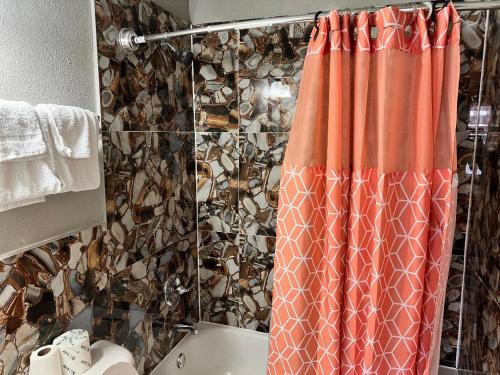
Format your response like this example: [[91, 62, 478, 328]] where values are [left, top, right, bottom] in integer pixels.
[[152, 0, 420, 25]]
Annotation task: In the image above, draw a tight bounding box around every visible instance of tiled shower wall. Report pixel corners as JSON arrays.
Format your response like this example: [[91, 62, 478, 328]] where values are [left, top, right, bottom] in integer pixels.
[[195, 24, 310, 330], [194, 9, 500, 373], [0, 1, 197, 374]]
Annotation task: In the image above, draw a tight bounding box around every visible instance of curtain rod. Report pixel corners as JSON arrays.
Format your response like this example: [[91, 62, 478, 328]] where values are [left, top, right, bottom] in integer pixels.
[[118, 0, 500, 52]]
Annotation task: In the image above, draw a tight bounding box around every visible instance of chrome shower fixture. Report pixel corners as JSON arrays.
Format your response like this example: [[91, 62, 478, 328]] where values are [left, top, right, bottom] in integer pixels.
[[161, 41, 194, 65], [117, 28, 140, 53], [117, 28, 194, 65]]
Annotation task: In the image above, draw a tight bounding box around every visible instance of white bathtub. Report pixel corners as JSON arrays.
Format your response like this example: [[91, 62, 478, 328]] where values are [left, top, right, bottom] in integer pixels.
[[151, 322, 269, 375], [150, 322, 459, 375]]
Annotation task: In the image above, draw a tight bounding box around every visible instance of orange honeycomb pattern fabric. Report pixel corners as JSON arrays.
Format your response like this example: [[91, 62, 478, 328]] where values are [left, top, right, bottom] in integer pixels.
[[267, 4, 460, 375]]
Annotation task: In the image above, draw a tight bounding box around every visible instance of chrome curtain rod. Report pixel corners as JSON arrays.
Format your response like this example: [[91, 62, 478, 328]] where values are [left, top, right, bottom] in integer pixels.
[[118, 0, 500, 52]]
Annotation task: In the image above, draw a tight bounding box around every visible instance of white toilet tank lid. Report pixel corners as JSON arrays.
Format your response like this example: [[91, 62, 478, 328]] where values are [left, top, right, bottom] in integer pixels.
[[85, 340, 137, 375]]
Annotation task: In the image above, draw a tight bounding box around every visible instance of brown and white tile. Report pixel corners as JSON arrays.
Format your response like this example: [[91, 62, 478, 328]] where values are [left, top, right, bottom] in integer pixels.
[[239, 235, 275, 332], [199, 231, 239, 327], [239, 24, 311, 132], [0, 226, 108, 375], [110, 233, 197, 374], [239, 132, 288, 236], [193, 31, 239, 132], [104, 131, 196, 272], [196, 132, 239, 233], [95, 0, 193, 131]]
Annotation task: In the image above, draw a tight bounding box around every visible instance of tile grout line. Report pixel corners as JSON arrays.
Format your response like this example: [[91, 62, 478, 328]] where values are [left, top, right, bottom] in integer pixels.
[[189, 29, 202, 324], [455, 9, 491, 369], [236, 28, 243, 328]]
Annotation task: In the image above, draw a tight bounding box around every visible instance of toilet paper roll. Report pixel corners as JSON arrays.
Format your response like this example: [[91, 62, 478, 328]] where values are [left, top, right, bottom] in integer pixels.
[[29, 345, 63, 375], [53, 329, 92, 375]]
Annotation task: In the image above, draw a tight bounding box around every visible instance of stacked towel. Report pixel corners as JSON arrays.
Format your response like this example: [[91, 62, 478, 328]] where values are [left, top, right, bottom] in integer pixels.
[[0, 100, 61, 212], [35, 104, 100, 193], [37, 104, 91, 159], [0, 99, 47, 161], [0, 100, 101, 213], [0, 161, 62, 212]]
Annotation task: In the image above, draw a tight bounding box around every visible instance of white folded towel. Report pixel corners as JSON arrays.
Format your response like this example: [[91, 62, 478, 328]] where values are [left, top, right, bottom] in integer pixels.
[[35, 104, 100, 192], [0, 99, 47, 161], [0, 158, 61, 213], [35, 104, 91, 158]]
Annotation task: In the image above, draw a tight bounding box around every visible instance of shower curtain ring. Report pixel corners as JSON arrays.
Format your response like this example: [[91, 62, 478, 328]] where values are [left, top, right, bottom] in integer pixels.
[[424, 1, 434, 21], [314, 11, 322, 31]]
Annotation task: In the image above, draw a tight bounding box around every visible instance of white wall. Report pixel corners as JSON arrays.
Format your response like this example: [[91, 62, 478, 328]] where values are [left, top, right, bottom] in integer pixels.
[[152, 0, 420, 25], [0, 0, 105, 256]]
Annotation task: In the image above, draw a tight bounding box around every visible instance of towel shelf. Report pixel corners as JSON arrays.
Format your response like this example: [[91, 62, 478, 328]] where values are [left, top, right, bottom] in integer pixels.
[[0, 0, 106, 257]]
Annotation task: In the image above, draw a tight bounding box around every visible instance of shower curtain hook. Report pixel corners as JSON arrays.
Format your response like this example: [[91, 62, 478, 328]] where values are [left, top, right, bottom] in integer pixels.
[[424, 1, 434, 21], [314, 11, 322, 32]]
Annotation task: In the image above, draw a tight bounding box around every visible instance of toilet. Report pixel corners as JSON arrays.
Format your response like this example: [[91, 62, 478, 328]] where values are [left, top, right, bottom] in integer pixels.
[[85, 340, 139, 375]]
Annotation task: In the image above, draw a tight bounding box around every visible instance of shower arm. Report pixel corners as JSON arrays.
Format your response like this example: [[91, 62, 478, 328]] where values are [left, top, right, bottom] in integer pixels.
[[117, 0, 500, 53]]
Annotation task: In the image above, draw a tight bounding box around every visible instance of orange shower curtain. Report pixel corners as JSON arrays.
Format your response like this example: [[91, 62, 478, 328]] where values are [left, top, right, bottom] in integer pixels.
[[268, 4, 460, 375]]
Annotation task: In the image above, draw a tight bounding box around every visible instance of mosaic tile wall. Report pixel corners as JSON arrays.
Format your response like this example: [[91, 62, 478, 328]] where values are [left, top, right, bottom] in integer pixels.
[[195, 23, 311, 331], [97, 0, 192, 131], [194, 9, 500, 373], [0, 1, 197, 375]]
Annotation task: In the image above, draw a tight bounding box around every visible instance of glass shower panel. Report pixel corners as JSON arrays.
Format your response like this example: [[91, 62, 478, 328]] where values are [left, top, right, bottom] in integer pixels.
[[457, 9, 500, 373], [440, 9, 491, 368]]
